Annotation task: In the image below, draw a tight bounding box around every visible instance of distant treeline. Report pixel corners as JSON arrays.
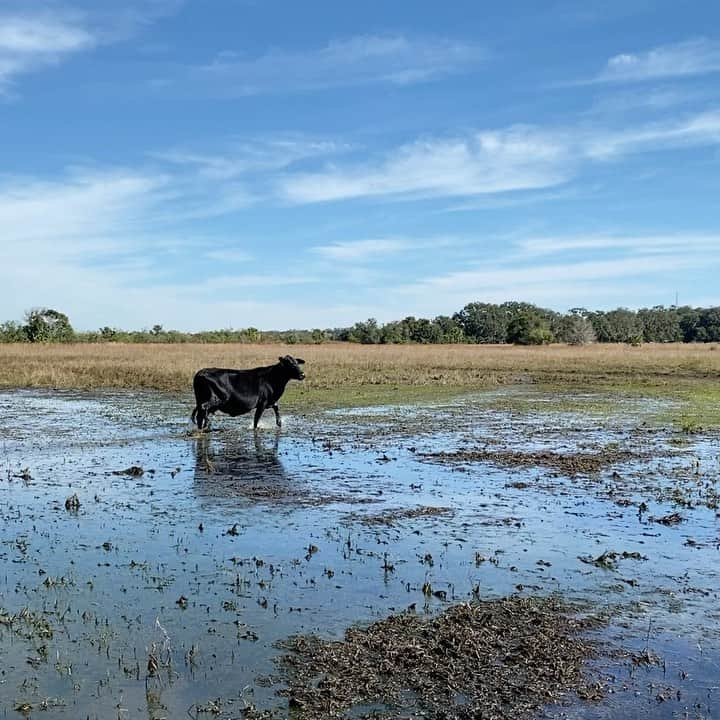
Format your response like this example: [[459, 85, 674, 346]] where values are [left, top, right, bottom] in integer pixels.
[[2, 303, 720, 345]]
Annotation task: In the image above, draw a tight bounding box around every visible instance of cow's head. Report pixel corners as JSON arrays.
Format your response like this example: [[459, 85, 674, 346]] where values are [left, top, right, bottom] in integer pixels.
[[279, 355, 305, 380]]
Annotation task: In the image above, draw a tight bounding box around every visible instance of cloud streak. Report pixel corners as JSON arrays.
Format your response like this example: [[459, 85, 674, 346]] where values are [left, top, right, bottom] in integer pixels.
[[0, 1, 186, 95], [0, 11, 95, 93], [154, 136, 345, 181], [281, 127, 570, 203], [593, 39, 720, 84], [0, 169, 165, 256], [193, 34, 485, 96], [515, 233, 720, 257], [312, 238, 417, 261], [278, 111, 720, 204]]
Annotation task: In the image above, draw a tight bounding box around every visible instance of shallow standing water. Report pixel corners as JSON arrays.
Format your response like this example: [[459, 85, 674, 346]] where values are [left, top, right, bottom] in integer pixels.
[[0, 388, 719, 719]]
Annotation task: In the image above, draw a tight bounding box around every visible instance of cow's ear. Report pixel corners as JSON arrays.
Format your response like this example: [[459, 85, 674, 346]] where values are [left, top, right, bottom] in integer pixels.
[[296, 358, 305, 364], [278, 356, 285, 363]]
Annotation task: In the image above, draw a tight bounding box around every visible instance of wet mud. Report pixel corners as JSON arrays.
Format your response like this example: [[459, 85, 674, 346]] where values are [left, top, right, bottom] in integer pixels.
[[0, 388, 719, 719]]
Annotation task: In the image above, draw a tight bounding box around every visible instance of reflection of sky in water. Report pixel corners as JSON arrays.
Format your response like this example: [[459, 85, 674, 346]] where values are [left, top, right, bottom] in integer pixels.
[[0, 388, 718, 718]]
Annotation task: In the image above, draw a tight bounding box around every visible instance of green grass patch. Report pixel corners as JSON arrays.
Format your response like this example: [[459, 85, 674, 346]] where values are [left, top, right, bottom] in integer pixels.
[[533, 377, 720, 430], [281, 382, 485, 411]]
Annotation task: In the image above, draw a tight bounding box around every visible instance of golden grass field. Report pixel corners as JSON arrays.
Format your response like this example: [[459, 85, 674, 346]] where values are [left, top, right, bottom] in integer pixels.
[[1, 342, 718, 424]]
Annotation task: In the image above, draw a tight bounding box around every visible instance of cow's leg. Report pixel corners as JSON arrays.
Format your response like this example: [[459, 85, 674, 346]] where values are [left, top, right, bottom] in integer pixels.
[[193, 379, 218, 431], [272, 404, 281, 427], [198, 395, 221, 431], [253, 403, 266, 430]]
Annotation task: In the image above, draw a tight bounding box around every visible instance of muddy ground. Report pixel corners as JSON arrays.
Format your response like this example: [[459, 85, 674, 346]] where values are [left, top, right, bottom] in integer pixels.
[[0, 387, 718, 719]]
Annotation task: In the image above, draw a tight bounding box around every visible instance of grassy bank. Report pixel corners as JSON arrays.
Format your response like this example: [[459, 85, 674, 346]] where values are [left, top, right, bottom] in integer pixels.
[[1, 342, 718, 425]]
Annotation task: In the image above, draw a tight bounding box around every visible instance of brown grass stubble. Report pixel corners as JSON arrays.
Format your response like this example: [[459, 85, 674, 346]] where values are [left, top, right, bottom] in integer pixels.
[[0, 342, 718, 410]]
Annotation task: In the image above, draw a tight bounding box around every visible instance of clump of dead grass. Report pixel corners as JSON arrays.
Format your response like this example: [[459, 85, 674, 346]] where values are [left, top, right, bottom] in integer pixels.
[[356, 505, 454, 526], [276, 596, 603, 719], [423, 448, 639, 475]]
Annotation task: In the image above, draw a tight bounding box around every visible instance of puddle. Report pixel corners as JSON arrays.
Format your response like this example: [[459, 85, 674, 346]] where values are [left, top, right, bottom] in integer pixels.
[[0, 388, 719, 718]]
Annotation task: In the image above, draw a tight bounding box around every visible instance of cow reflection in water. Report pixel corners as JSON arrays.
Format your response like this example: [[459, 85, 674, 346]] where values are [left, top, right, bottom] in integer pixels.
[[193, 432, 293, 503]]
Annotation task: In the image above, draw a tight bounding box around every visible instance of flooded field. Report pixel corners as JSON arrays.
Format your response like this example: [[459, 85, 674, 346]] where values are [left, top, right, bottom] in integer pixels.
[[1, 388, 719, 719]]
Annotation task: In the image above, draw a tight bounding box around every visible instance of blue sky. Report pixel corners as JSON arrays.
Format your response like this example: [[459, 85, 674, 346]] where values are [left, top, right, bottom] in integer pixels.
[[1, 0, 719, 331]]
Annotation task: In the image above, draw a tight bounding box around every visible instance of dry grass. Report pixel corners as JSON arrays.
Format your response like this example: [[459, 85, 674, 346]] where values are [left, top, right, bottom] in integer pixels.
[[0, 342, 718, 414]]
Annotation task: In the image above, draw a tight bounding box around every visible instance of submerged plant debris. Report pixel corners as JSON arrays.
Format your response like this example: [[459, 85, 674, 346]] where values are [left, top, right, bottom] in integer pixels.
[[356, 505, 454, 526], [651, 511, 685, 526], [111, 465, 145, 476], [277, 596, 602, 720], [578, 550, 647, 570], [422, 448, 639, 475]]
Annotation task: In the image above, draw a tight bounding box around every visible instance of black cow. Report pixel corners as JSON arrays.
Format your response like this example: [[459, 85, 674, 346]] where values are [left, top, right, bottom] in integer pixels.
[[191, 355, 305, 430]]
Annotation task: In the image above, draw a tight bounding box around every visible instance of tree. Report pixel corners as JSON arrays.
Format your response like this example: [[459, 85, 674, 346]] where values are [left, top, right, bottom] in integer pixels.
[[556, 313, 596, 345], [244, 327, 261, 343], [408, 318, 443, 343], [346, 318, 381, 344], [0, 321, 25, 343], [433, 315, 466, 343], [454, 303, 508, 343], [506, 310, 553, 345], [589, 309, 642, 343], [695, 307, 720, 342], [380, 321, 411, 344], [638, 306, 682, 343], [677, 306, 701, 342], [311, 329, 327, 344], [23, 308, 74, 343]]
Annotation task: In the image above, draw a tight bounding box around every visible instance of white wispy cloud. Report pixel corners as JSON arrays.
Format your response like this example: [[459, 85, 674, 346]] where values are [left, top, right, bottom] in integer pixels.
[[441, 186, 589, 212], [192, 34, 485, 95], [88, 0, 185, 42], [404, 256, 700, 293], [312, 238, 415, 261], [278, 110, 720, 204], [0, 169, 165, 255], [154, 136, 345, 181], [0, 166, 320, 330], [204, 248, 253, 263], [281, 127, 570, 203], [592, 39, 720, 84], [584, 110, 720, 159], [191, 274, 320, 291], [0, 1, 186, 95], [0, 12, 95, 93], [311, 235, 461, 261], [585, 87, 704, 118], [515, 233, 720, 257]]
